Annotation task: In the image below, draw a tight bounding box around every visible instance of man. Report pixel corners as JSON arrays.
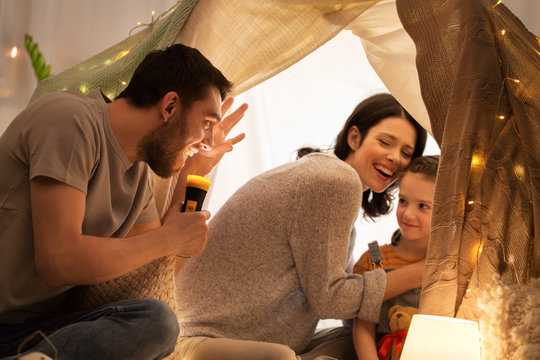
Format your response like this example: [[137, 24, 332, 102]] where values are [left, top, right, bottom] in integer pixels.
[[0, 44, 246, 359]]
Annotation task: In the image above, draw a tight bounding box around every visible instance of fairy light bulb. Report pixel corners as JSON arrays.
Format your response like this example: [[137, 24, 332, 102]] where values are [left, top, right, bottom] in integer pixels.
[[471, 155, 482, 166], [112, 49, 131, 62], [513, 164, 525, 180], [10, 46, 17, 58]]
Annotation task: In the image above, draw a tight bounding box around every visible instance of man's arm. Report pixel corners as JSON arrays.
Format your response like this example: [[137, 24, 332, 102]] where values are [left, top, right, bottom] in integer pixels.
[[353, 319, 379, 360], [31, 176, 210, 287]]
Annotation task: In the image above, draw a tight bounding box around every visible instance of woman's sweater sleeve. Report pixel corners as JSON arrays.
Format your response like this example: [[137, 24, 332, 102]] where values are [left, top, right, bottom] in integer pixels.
[[287, 155, 386, 323]]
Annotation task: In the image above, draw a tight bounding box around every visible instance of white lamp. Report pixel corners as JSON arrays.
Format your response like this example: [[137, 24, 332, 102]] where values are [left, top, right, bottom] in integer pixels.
[[400, 314, 481, 360]]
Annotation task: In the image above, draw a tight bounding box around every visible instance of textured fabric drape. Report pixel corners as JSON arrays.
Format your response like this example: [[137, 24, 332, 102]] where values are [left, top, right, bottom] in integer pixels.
[[397, 0, 540, 319], [174, 0, 383, 95], [345, 0, 431, 134]]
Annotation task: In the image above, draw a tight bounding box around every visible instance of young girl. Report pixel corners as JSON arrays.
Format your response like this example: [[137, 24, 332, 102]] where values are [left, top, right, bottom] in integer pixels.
[[353, 155, 440, 360], [176, 93, 428, 360]]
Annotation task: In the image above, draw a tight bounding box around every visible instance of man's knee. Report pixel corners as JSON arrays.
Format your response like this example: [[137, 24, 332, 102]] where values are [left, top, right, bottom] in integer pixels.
[[143, 299, 179, 340]]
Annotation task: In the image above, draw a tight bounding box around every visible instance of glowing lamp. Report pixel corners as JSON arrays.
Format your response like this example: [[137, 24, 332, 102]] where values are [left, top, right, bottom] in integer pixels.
[[400, 315, 481, 360]]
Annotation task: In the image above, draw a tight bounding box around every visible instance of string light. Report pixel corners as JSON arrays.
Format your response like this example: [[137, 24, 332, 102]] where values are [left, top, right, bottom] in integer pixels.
[[513, 164, 525, 180], [10, 46, 18, 58], [129, 1, 180, 36], [471, 155, 483, 166], [120, 80, 127, 86], [461, 0, 533, 307], [112, 49, 131, 62]]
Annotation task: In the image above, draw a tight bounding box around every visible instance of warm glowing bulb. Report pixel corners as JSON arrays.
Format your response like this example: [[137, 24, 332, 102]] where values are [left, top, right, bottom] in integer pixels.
[[137, 21, 142, 26], [112, 49, 131, 62], [492, 0, 502, 7], [120, 80, 127, 86], [509, 78, 520, 83], [471, 156, 482, 166], [10, 46, 17, 58], [467, 200, 475, 205], [500, 29, 506, 36], [497, 115, 505, 120], [514, 164, 525, 180], [79, 84, 88, 94], [471, 242, 483, 264]]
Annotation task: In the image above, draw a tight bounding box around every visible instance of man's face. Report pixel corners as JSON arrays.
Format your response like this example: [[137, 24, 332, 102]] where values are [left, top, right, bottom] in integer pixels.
[[137, 86, 222, 178]]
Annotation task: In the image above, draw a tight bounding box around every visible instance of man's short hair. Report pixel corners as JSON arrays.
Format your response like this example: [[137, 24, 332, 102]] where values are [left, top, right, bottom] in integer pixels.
[[116, 44, 232, 108]]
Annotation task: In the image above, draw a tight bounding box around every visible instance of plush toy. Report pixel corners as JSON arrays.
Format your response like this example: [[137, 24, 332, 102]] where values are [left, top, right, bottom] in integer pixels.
[[377, 305, 418, 360], [388, 304, 418, 333]]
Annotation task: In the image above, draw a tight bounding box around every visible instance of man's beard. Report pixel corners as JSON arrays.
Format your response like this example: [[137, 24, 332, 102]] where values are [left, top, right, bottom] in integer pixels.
[[137, 112, 188, 178]]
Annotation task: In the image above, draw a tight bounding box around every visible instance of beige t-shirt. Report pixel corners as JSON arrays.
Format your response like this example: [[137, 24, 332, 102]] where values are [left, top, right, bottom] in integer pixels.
[[0, 89, 158, 323]]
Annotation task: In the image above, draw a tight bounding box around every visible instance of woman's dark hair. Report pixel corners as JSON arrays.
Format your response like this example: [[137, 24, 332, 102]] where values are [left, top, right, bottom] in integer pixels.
[[116, 44, 232, 108], [391, 154, 440, 245], [298, 93, 427, 219]]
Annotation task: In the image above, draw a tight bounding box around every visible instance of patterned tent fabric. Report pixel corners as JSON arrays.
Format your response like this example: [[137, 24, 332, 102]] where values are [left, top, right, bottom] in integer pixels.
[[397, 0, 540, 320], [174, 0, 383, 95]]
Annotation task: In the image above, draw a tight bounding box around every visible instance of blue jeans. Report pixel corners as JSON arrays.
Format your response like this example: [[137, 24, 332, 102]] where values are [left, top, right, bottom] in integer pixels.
[[0, 299, 179, 360]]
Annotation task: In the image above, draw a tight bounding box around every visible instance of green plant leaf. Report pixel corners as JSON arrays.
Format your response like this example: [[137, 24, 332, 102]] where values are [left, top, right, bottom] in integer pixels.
[[24, 33, 52, 82]]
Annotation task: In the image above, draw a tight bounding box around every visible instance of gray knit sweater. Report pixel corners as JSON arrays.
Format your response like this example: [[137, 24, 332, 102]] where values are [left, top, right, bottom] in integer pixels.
[[175, 153, 385, 353]]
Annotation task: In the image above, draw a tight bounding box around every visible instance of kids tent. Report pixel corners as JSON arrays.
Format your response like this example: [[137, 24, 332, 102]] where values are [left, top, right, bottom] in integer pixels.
[[31, 0, 540, 358]]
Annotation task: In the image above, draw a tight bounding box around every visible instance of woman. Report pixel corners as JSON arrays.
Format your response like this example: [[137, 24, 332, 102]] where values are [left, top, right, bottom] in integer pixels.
[[175, 93, 427, 360]]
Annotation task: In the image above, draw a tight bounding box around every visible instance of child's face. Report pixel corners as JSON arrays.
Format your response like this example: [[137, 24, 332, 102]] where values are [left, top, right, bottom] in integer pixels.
[[396, 172, 436, 245]]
